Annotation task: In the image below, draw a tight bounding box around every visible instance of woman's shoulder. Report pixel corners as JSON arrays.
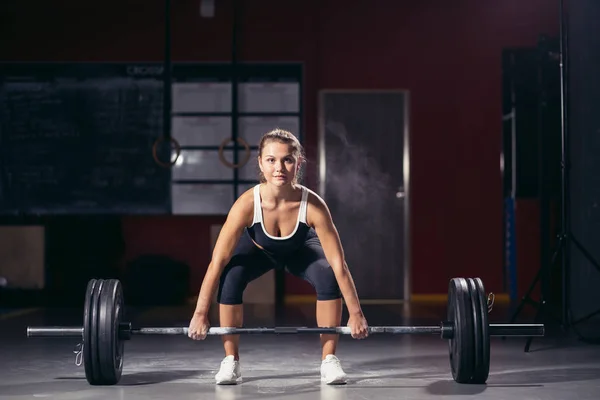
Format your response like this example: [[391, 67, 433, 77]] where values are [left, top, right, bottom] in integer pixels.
[[239, 185, 258, 207], [300, 185, 331, 225], [299, 186, 333, 228], [240, 184, 258, 199], [300, 185, 326, 207], [228, 185, 257, 225]]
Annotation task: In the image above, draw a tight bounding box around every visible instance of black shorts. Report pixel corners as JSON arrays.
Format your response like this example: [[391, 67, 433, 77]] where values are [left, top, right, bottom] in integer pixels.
[[217, 232, 342, 305]]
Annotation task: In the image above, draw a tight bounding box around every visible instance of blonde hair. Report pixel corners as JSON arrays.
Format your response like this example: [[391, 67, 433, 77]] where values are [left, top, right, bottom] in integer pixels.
[[257, 128, 305, 183]]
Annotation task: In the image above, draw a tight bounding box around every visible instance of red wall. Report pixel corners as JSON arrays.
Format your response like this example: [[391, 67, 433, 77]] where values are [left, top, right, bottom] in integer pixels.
[[1, 0, 559, 296]]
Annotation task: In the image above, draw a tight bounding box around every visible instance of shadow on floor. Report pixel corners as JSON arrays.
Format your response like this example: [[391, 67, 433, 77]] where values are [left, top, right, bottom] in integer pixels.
[[115, 369, 204, 386]]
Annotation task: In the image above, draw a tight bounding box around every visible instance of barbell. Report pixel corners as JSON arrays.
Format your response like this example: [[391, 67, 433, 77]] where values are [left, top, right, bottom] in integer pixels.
[[26, 277, 544, 385]]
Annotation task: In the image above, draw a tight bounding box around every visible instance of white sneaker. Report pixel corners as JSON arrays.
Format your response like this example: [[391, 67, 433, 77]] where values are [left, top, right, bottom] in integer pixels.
[[215, 355, 242, 385], [320, 354, 347, 384]]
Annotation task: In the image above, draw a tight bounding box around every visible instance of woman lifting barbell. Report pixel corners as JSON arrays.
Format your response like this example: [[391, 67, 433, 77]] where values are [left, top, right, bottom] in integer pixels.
[[187, 128, 369, 385]]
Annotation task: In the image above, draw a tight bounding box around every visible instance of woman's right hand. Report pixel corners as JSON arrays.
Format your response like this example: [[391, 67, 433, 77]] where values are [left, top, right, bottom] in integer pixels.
[[188, 312, 211, 340]]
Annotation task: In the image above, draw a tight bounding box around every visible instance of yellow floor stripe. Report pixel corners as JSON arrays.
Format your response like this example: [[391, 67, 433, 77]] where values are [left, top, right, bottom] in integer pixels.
[[410, 293, 510, 304], [284, 293, 510, 304], [186, 293, 510, 305], [284, 295, 405, 305], [0, 308, 40, 320]]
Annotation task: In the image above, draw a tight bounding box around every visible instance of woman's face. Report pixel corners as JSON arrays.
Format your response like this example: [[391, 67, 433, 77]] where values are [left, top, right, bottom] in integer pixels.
[[259, 141, 300, 186]]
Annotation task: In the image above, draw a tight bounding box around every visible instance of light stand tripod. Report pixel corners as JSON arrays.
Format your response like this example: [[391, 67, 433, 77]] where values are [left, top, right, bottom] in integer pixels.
[[510, 0, 600, 351]]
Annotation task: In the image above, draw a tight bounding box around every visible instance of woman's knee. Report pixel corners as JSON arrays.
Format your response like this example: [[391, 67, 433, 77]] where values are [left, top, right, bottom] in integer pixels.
[[217, 254, 275, 304], [217, 265, 247, 305], [309, 261, 342, 301]]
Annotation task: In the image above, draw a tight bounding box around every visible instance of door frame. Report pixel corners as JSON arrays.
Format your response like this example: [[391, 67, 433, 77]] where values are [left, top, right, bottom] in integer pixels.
[[317, 89, 411, 302]]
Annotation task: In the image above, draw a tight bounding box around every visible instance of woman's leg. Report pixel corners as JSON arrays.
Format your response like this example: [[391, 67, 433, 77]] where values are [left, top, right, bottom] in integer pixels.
[[285, 237, 344, 359], [286, 240, 346, 384], [219, 304, 243, 360], [213, 235, 276, 384], [216, 238, 276, 361], [316, 298, 343, 359]]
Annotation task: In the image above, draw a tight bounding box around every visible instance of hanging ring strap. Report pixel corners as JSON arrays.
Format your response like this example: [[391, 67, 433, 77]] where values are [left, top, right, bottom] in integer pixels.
[[218, 137, 251, 169], [152, 136, 181, 168]]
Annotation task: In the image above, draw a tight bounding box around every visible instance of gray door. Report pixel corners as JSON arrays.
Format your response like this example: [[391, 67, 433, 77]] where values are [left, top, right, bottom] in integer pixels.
[[319, 90, 409, 301]]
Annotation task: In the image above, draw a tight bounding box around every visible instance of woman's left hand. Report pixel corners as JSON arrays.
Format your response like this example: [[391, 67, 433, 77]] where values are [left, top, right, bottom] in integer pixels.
[[347, 313, 369, 339]]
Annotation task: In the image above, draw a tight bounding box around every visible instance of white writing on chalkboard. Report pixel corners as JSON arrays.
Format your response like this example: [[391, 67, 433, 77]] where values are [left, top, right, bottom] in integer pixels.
[[126, 66, 164, 77], [0, 72, 170, 214]]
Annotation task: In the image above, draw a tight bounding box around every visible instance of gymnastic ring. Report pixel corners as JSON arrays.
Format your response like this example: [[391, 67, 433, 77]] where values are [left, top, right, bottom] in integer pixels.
[[152, 136, 181, 168], [218, 137, 251, 169]]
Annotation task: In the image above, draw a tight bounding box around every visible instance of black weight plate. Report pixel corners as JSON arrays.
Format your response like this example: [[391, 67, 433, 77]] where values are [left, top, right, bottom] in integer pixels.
[[90, 279, 105, 385], [447, 277, 475, 383], [459, 277, 477, 383], [113, 280, 125, 381], [447, 279, 459, 379], [98, 279, 125, 385], [467, 278, 483, 383], [473, 278, 490, 383], [83, 279, 98, 384]]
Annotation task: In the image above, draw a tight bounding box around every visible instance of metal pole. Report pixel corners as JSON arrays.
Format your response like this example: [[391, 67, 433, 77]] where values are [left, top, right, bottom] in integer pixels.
[[231, 0, 240, 199], [25, 323, 545, 338], [164, 0, 172, 141], [133, 326, 445, 335], [502, 110, 518, 304], [488, 323, 545, 337], [132, 324, 543, 337], [558, 0, 569, 329], [27, 327, 83, 337]]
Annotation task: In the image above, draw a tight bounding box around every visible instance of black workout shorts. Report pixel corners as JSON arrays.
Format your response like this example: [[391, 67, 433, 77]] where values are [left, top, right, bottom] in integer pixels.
[[217, 232, 342, 305]]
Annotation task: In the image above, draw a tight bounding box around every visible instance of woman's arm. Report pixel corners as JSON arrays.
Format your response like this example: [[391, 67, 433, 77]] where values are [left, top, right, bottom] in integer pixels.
[[307, 191, 365, 319], [193, 191, 253, 317]]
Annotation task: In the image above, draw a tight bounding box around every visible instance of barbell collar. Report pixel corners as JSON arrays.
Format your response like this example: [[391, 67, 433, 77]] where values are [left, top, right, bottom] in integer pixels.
[[441, 321, 454, 339]]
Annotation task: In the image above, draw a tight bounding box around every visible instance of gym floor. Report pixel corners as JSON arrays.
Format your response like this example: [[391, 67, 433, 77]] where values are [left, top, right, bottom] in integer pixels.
[[1, 301, 599, 400]]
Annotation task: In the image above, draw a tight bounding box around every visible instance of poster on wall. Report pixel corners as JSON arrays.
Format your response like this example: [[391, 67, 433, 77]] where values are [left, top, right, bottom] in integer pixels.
[[171, 82, 232, 113], [239, 116, 300, 145], [171, 116, 231, 147], [238, 82, 299, 113]]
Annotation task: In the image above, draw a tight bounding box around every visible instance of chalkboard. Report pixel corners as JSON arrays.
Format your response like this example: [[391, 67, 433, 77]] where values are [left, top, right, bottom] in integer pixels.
[[0, 63, 171, 215]]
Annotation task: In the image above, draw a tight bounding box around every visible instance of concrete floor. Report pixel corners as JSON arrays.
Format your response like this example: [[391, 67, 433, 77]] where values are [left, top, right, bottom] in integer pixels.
[[1, 302, 600, 400]]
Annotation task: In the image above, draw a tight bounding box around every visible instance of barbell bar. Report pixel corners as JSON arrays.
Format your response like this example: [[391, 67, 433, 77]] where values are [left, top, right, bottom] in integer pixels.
[[25, 277, 545, 386], [27, 323, 543, 338]]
